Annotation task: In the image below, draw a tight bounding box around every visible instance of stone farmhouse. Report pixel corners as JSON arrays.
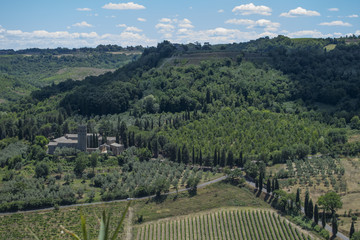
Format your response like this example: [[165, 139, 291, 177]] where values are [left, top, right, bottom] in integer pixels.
[[47, 125, 124, 155]]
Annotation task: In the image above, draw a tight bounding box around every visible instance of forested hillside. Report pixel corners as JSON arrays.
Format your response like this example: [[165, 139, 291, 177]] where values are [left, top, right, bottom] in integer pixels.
[[0, 36, 360, 216], [0, 45, 142, 103]]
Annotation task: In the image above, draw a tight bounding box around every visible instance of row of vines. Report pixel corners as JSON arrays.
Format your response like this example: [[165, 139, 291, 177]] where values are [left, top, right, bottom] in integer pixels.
[[135, 209, 313, 240]]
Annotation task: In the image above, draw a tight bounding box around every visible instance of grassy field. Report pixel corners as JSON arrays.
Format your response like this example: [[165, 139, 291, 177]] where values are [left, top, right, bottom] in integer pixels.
[[0, 201, 128, 240], [134, 207, 316, 240], [134, 181, 268, 223], [39, 67, 116, 84]]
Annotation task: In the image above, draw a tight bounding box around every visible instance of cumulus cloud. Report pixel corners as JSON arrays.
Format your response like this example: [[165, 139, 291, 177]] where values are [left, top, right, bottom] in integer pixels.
[[225, 18, 280, 31], [178, 19, 194, 28], [137, 18, 146, 22], [77, 8, 91, 11], [155, 23, 175, 33], [232, 3, 272, 16], [72, 21, 93, 28], [348, 14, 359, 18], [102, 2, 145, 10], [116, 24, 127, 28], [0, 26, 156, 49], [328, 8, 339, 12], [319, 21, 352, 27], [287, 30, 333, 38], [280, 7, 320, 17], [218, 9, 224, 13], [159, 18, 172, 23], [124, 26, 142, 32]]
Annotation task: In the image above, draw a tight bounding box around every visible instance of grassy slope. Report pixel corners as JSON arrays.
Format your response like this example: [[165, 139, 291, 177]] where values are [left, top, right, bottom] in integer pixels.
[[0, 181, 266, 240]]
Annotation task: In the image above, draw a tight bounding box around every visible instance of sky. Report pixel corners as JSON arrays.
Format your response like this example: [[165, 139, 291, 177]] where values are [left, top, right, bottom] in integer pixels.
[[0, 0, 359, 50]]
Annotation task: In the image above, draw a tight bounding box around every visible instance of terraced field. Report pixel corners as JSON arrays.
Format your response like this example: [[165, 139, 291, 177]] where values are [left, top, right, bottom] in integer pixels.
[[134, 208, 316, 240]]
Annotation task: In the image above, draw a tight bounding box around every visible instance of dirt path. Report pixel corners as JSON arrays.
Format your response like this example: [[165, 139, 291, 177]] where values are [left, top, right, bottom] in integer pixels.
[[125, 207, 134, 240]]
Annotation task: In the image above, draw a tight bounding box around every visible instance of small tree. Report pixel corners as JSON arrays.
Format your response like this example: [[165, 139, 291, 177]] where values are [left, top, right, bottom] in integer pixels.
[[35, 162, 49, 178], [318, 191, 343, 216], [350, 221, 355, 239], [74, 153, 88, 177]]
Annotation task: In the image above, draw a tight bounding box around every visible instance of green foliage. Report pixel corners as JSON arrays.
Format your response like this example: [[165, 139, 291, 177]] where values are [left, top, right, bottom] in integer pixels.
[[35, 162, 49, 178], [317, 192, 343, 214], [74, 153, 88, 177]]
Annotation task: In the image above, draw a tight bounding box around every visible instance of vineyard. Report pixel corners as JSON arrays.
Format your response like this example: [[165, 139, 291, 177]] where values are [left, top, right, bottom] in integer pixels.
[[134, 208, 315, 240]]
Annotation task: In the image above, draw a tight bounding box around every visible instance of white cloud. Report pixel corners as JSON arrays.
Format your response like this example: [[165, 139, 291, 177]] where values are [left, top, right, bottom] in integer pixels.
[[218, 9, 224, 13], [155, 23, 175, 33], [232, 3, 272, 16], [159, 18, 172, 23], [319, 21, 352, 27], [225, 18, 280, 31], [102, 2, 145, 10], [348, 14, 359, 18], [178, 19, 194, 28], [287, 30, 332, 38], [77, 8, 91, 12], [72, 21, 93, 28], [280, 7, 320, 17], [0, 26, 156, 49], [124, 26, 142, 32], [355, 30, 360, 35], [137, 18, 146, 22], [116, 24, 127, 28], [328, 8, 339, 12]]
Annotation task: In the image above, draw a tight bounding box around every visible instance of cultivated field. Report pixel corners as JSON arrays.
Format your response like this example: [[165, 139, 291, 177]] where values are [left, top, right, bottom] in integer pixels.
[[134, 208, 316, 240]]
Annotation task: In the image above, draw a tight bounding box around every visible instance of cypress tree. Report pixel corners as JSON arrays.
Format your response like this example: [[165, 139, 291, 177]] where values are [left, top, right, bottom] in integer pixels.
[[271, 179, 275, 192], [220, 149, 226, 167], [239, 151, 244, 167], [296, 188, 300, 204], [255, 179, 259, 188], [350, 221, 355, 239], [314, 204, 319, 224], [182, 144, 189, 164], [274, 179, 279, 190], [177, 148, 181, 163], [199, 149, 203, 166], [308, 199, 314, 220], [258, 173, 263, 191], [332, 215, 338, 237], [213, 149, 217, 166], [304, 191, 309, 217], [227, 150, 234, 167], [266, 179, 271, 193], [322, 210, 326, 228], [192, 146, 195, 164]]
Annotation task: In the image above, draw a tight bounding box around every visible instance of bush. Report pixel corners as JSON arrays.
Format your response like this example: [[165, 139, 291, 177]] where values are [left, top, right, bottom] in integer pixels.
[[35, 162, 49, 178], [320, 228, 330, 239]]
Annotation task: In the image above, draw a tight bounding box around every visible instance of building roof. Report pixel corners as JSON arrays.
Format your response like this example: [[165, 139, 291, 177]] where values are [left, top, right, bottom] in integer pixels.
[[53, 136, 78, 144], [48, 142, 58, 146], [110, 143, 123, 147]]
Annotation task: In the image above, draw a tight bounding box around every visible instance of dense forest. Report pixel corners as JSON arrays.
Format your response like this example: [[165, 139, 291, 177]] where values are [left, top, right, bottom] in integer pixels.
[[0, 36, 360, 212], [0, 44, 142, 103]]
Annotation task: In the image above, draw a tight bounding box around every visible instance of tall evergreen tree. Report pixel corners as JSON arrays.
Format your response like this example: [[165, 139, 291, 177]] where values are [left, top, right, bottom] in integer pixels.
[[213, 148, 217, 166], [314, 204, 319, 224], [220, 149, 226, 167], [304, 190, 309, 217], [258, 173, 263, 191], [274, 179, 279, 190], [192, 146, 195, 164], [199, 149, 203, 166], [227, 150, 234, 167], [271, 179, 275, 192], [266, 179, 271, 193], [350, 221, 355, 239], [239, 151, 244, 167], [308, 199, 314, 220], [296, 188, 300, 204], [177, 148, 181, 164], [332, 215, 338, 237], [322, 210, 326, 228], [182, 144, 189, 164]]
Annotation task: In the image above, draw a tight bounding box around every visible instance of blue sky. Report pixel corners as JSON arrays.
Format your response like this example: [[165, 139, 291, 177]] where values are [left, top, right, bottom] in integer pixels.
[[0, 0, 359, 49]]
